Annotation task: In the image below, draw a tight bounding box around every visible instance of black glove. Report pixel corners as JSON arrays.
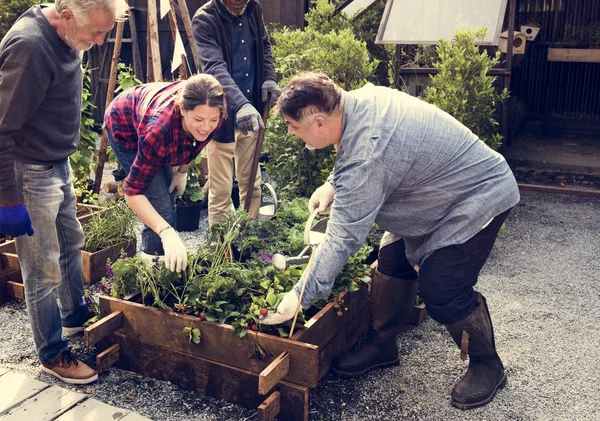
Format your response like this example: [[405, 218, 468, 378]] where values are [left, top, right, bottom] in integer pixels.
[[236, 103, 264, 135]]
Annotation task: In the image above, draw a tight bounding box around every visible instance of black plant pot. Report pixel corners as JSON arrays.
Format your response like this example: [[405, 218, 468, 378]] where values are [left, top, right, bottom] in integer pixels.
[[176, 202, 203, 232]]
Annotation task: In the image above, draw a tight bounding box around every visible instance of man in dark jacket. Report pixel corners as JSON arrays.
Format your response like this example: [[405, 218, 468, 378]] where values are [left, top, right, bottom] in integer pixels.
[[192, 0, 280, 225]]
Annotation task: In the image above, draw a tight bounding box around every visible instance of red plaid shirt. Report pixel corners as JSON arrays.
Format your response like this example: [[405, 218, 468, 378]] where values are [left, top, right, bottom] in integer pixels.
[[104, 81, 220, 195]]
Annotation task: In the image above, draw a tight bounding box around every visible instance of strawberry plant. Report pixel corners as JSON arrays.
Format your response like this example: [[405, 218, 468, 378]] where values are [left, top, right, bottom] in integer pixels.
[[103, 199, 374, 338]]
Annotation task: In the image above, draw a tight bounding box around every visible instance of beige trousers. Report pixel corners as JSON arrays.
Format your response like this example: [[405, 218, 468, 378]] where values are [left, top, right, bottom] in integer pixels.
[[206, 129, 261, 225]]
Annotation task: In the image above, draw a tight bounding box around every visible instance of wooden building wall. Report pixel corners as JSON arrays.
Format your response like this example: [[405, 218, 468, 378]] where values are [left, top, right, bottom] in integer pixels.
[[87, 0, 308, 123], [510, 0, 600, 132]]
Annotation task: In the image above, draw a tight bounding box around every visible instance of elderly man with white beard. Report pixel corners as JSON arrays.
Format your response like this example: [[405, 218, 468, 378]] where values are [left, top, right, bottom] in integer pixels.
[[0, 0, 128, 384]]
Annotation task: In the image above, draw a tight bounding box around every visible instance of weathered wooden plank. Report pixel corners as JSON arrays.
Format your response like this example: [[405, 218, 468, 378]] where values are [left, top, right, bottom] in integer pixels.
[[258, 390, 280, 421], [55, 399, 130, 421], [100, 296, 320, 387], [0, 270, 22, 304], [119, 412, 154, 421], [85, 311, 123, 347], [548, 48, 600, 63], [82, 240, 136, 284], [409, 303, 427, 326], [106, 334, 309, 421], [0, 254, 19, 274], [6, 281, 24, 300], [258, 352, 289, 395], [96, 344, 120, 374], [316, 300, 371, 381], [0, 241, 16, 255], [0, 385, 85, 420], [293, 285, 369, 346], [0, 372, 49, 415]]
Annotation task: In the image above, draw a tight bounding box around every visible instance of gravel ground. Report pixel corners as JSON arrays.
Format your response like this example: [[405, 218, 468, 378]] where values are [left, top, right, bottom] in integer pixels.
[[1, 190, 599, 421]]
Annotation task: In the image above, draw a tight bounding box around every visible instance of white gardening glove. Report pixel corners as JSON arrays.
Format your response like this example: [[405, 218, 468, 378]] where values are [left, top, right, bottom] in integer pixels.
[[236, 103, 264, 135], [261, 79, 281, 106], [158, 227, 188, 272], [308, 182, 335, 214], [168, 167, 187, 196], [260, 289, 300, 325]]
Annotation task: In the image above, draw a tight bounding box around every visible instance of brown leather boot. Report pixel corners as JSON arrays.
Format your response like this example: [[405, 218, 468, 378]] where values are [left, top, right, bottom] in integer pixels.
[[332, 269, 418, 377], [445, 295, 507, 409], [41, 349, 98, 385]]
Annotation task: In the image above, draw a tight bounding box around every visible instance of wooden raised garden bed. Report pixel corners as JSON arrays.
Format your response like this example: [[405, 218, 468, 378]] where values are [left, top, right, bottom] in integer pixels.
[[0, 203, 131, 303], [86, 285, 371, 421], [82, 239, 136, 285]]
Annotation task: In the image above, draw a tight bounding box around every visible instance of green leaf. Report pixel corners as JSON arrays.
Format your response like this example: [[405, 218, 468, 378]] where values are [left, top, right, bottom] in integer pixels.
[[266, 292, 277, 307], [191, 328, 201, 344]]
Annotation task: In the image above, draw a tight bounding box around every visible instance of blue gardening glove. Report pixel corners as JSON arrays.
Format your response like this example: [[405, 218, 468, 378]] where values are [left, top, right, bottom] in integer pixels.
[[261, 79, 281, 106], [0, 202, 34, 237], [236, 103, 264, 135]]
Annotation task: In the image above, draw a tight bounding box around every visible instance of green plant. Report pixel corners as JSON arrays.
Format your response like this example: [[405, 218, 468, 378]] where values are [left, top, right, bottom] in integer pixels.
[[115, 62, 143, 93], [423, 27, 509, 150], [0, 0, 36, 40], [177, 154, 204, 204], [102, 200, 373, 339], [82, 200, 138, 252], [306, 0, 394, 87], [264, 1, 380, 200], [71, 65, 100, 191], [263, 118, 335, 200]]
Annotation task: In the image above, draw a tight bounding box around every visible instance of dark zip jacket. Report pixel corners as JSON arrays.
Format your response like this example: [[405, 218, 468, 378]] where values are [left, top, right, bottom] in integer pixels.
[[192, 0, 276, 143]]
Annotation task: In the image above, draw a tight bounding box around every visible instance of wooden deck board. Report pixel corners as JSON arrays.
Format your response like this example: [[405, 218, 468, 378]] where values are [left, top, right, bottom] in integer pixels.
[[0, 371, 49, 415], [0, 385, 86, 420], [119, 413, 154, 420], [55, 399, 131, 421]]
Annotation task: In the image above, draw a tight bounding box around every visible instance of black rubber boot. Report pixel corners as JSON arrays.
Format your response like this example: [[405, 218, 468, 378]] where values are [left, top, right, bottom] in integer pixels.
[[332, 269, 418, 377], [445, 294, 507, 409]]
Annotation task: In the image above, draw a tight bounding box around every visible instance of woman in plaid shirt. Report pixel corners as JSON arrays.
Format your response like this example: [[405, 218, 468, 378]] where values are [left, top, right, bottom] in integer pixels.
[[105, 73, 226, 273]]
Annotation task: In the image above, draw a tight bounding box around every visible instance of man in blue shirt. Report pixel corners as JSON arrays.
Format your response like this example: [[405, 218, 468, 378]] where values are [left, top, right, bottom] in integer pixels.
[[192, 0, 280, 225], [263, 72, 520, 410]]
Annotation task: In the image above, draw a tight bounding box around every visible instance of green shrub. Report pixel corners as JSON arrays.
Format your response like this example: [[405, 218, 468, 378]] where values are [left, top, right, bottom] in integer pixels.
[[306, 0, 394, 87], [423, 28, 509, 150], [0, 0, 37, 41], [265, 24, 377, 199], [272, 26, 377, 90]]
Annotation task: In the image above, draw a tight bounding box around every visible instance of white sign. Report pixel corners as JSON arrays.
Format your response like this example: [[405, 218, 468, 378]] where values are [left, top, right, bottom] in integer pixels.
[[171, 30, 187, 73]]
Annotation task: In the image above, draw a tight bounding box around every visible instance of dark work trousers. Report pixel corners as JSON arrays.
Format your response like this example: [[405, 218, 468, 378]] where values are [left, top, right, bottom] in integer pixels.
[[377, 209, 511, 325]]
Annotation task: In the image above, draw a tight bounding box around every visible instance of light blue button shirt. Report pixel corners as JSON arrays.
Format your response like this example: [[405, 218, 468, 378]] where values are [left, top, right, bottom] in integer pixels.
[[294, 84, 520, 307]]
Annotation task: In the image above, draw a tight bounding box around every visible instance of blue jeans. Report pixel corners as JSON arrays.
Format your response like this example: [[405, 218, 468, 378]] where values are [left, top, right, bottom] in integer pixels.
[[107, 131, 176, 255], [14, 160, 89, 364]]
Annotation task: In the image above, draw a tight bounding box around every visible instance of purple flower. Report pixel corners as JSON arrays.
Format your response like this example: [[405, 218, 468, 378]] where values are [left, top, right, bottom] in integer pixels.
[[105, 263, 114, 280], [260, 250, 273, 264], [100, 278, 112, 295], [83, 290, 94, 308], [120, 251, 128, 260], [152, 255, 160, 264]]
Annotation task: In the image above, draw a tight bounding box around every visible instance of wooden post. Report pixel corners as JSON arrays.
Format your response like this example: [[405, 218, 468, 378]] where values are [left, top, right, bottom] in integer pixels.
[[147, 0, 163, 81], [93, 19, 125, 194], [176, 0, 200, 71], [243, 96, 271, 213]]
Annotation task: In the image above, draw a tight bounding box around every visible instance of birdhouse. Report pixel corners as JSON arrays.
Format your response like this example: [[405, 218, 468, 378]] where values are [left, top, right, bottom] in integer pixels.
[[520, 22, 541, 41], [499, 31, 527, 55]]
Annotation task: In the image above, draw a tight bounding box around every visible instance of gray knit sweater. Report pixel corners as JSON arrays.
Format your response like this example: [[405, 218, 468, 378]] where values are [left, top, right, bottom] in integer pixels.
[[0, 5, 82, 204]]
